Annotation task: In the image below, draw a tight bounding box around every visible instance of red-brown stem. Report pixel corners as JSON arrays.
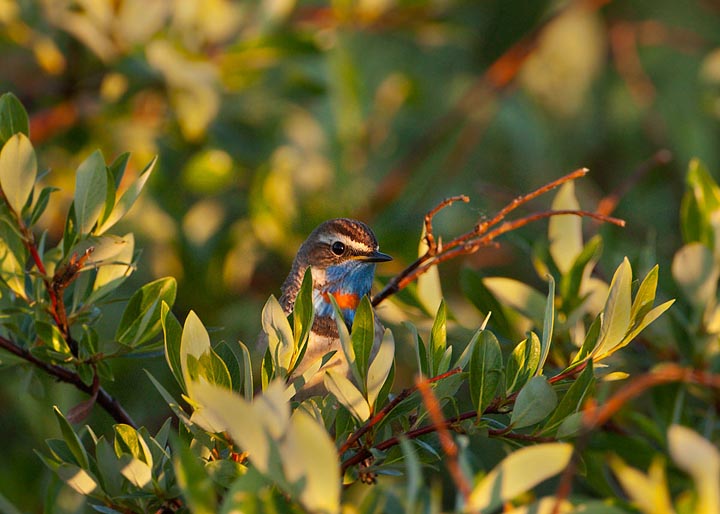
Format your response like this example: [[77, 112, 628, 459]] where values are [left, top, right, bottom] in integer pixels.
[[338, 367, 462, 455], [416, 376, 473, 502]]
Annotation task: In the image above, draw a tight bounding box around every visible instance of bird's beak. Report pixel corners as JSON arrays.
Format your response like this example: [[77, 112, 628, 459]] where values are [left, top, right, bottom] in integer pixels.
[[358, 250, 393, 263]]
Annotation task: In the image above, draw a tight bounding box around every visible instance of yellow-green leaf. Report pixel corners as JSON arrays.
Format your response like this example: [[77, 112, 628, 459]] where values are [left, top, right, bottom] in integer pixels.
[[0, 133, 36, 214]]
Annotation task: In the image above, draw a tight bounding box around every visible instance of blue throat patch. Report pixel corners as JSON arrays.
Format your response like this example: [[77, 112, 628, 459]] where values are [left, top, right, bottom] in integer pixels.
[[313, 261, 376, 325]]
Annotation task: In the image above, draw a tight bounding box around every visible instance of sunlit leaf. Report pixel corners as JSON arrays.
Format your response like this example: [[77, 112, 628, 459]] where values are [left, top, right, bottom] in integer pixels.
[[0, 133, 36, 214], [467, 442, 573, 512], [668, 424, 720, 514], [56, 463, 100, 496], [483, 277, 546, 325], [417, 227, 443, 315], [119, 455, 152, 490], [262, 295, 294, 376], [366, 328, 394, 409], [592, 257, 632, 358], [324, 369, 370, 421], [672, 243, 718, 308], [282, 410, 340, 513], [609, 456, 675, 514], [549, 181, 583, 273]]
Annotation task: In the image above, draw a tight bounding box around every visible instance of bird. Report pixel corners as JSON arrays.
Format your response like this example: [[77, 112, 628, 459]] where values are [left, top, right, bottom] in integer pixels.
[[279, 218, 392, 396]]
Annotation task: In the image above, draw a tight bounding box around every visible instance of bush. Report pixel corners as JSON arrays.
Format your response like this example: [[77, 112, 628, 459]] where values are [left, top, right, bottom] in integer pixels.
[[1, 92, 719, 513]]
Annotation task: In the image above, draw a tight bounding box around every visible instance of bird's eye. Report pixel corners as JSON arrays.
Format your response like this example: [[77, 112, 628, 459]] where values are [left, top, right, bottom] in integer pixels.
[[331, 241, 346, 256]]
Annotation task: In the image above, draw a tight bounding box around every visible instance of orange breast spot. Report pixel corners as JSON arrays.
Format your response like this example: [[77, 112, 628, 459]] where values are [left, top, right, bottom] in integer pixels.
[[323, 291, 360, 310]]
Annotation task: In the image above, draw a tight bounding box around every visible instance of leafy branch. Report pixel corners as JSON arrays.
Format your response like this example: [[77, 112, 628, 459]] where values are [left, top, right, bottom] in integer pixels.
[[372, 168, 625, 306]]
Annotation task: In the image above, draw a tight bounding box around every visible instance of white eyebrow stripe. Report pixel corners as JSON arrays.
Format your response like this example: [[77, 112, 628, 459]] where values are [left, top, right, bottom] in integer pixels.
[[317, 233, 373, 253]]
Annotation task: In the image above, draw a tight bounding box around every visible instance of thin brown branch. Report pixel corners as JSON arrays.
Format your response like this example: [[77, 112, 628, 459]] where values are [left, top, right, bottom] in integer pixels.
[[0, 334, 136, 427], [372, 177, 624, 307], [416, 376, 473, 502], [424, 195, 469, 254], [338, 367, 462, 455]]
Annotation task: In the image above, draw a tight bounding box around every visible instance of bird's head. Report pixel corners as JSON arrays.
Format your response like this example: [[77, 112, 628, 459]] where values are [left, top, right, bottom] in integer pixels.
[[281, 218, 391, 326]]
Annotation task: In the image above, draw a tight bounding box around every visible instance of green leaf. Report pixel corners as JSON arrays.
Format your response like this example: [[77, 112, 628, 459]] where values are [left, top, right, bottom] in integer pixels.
[[366, 328, 394, 409], [53, 406, 89, 469], [351, 295, 375, 382], [505, 333, 541, 394], [262, 294, 294, 376], [195, 349, 233, 390], [95, 155, 157, 235], [29, 185, 59, 226], [162, 302, 185, 391], [537, 275, 555, 376], [74, 150, 108, 234], [469, 331, 503, 414], [0, 221, 27, 298], [329, 294, 360, 384], [542, 360, 594, 434], [467, 442, 573, 512], [668, 424, 720, 514], [116, 277, 177, 346], [429, 299, 447, 376], [0, 133, 37, 214], [292, 268, 313, 355], [95, 436, 123, 497], [510, 376, 557, 429], [593, 257, 632, 358], [324, 369, 370, 421], [238, 341, 254, 401], [174, 438, 217, 514], [406, 321, 428, 376], [681, 158, 720, 247], [549, 181, 583, 273], [0, 491, 25, 514], [0, 92, 29, 145]]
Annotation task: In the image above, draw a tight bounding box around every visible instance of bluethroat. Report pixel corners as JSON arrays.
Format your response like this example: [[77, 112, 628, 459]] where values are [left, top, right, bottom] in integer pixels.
[[279, 218, 392, 395]]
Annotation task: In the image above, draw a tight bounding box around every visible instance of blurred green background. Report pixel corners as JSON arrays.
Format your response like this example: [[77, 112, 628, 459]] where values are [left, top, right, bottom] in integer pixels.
[[1, 0, 720, 510]]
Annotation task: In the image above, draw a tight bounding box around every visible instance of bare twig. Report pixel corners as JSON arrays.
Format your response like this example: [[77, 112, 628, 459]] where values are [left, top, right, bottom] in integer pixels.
[[372, 170, 624, 306]]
